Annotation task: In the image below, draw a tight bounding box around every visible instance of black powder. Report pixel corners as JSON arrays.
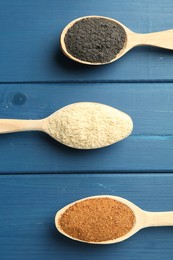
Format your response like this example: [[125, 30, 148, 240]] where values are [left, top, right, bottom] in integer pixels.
[[64, 17, 127, 63]]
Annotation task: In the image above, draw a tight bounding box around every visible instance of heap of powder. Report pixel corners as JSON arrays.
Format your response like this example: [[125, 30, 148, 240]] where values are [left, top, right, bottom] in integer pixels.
[[64, 17, 127, 63], [58, 197, 135, 243], [47, 103, 133, 149]]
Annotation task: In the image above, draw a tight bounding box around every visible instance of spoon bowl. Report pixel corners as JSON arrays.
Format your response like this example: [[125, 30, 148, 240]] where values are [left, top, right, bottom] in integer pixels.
[[61, 15, 173, 65], [55, 195, 173, 244], [0, 102, 133, 149]]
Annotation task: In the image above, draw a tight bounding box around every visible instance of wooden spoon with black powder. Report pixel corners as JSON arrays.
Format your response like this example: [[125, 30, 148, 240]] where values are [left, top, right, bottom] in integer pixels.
[[61, 15, 173, 65]]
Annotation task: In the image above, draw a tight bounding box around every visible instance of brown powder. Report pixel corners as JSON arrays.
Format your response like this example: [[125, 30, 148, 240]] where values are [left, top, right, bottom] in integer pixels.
[[58, 197, 135, 242]]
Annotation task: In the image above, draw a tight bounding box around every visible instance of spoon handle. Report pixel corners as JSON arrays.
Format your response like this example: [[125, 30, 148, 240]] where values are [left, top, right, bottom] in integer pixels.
[[0, 119, 43, 133], [136, 30, 173, 50], [144, 211, 173, 227]]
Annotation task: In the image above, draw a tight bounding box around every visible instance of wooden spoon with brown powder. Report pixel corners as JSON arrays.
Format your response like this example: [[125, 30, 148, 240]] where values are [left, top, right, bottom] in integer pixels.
[[55, 195, 173, 244], [0, 102, 133, 149]]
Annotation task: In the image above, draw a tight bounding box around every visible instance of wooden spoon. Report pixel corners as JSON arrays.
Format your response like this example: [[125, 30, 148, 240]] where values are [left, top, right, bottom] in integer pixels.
[[61, 15, 173, 65], [55, 195, 173, 244], [0, 102, 133, 149]]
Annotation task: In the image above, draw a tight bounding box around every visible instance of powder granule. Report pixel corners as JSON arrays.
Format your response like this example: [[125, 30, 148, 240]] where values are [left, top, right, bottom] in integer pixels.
[[47, 102, 133, 149], [64, 17, 127, 63], [58, 197, 135, 242]]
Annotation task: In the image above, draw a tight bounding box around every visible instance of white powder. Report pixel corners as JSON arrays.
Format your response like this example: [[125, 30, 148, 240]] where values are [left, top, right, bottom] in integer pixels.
[[47, 102, 133, 149]]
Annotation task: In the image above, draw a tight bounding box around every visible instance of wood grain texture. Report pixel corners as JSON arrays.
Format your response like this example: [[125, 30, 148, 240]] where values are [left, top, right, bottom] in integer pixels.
[[0, 173, 173, 260], [0, 83, 172, 173], [0, 0, 173, 82], [0, 1, 173, 259]]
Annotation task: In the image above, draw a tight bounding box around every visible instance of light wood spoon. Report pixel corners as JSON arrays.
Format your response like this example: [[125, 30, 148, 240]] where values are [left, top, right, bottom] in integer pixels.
[[55, 195, 173, 244], [61, 15, 173, 65], [0, 102, 133, 149]]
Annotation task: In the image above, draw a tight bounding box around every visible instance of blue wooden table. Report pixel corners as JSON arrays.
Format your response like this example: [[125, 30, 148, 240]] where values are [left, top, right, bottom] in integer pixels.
[[0, 1, 173, 259]]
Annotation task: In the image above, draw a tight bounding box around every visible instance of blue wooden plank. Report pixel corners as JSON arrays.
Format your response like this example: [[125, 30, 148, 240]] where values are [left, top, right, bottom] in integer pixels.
[[0, 0, 173, 82], [0, 83, 173, 173], [0, 173, 173, 260]]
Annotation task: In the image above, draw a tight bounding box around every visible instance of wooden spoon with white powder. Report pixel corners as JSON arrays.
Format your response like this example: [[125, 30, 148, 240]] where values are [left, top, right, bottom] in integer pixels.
[[0, 102, 133, 149]]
